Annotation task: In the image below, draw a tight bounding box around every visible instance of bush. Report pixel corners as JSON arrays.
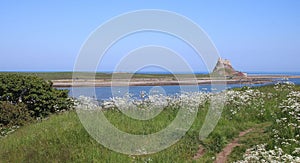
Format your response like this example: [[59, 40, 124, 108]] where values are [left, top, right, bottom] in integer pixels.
[[0, 101, 32, 127], [0, 73, 73, 118]]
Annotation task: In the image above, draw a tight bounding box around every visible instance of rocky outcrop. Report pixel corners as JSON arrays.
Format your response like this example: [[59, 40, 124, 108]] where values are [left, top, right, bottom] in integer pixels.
[[212, 58, 246, 78]]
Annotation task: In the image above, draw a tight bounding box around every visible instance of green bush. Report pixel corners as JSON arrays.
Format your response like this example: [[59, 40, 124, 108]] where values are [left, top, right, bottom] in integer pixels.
[[0, 101, 32, 127], [0, 73, 73, 118]]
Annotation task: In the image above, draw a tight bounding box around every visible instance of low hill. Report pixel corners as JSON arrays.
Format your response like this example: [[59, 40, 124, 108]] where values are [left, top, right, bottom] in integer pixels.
[[212, 58, 246, 78]]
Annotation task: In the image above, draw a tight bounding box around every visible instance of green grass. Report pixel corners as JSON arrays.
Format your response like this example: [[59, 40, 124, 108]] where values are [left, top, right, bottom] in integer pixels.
[[0, 109, 206, 162], [0, 84, 299, 162], [0, 109, 262, 162], [0, 112, 132, 162]]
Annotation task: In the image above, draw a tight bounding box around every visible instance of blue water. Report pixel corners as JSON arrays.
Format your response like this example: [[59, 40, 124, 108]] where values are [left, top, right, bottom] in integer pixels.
[[284, 78, 300, 85], [247, 72, 300, 76], [62, 83, 270, 100], [60, 76, 300, 101]]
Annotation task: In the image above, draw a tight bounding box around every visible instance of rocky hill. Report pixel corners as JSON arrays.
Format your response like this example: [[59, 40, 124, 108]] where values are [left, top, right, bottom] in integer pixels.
[[212, 58, 246, 78]]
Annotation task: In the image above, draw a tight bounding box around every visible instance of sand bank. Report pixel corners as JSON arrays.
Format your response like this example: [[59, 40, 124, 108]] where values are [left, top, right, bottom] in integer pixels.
[[51, 76, 292, 87]]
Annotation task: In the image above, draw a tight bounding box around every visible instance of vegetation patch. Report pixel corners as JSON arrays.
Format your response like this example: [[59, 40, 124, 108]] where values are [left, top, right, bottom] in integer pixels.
[[0, 81, 299, 162], [0, 73, 73, 136]]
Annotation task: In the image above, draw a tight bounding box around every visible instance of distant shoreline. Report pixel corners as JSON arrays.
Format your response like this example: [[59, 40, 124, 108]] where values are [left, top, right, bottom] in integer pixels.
[[1, 72, 299, 87], [51, 75, 300, 87]]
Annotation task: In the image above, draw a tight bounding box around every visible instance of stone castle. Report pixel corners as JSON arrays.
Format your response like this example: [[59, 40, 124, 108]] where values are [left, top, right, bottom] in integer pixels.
[[213, 58, 247, 78]]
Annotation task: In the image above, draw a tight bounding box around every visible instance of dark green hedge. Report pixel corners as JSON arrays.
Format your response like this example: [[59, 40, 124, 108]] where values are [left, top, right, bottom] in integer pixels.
[[0, 73, 73, 120], [0, 101, 32, 127]]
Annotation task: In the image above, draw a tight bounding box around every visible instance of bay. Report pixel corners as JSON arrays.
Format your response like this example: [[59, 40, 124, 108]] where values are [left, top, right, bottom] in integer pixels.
[[60, 77, 300, 101]]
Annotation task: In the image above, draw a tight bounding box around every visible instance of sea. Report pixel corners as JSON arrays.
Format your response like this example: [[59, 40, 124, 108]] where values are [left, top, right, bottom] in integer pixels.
[[60, 72, 300, 100]]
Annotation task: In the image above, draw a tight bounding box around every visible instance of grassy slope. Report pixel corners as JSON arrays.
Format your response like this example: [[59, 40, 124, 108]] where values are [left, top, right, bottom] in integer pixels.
[[0, 110, 206, 162], [0, 109, 264, 163], [0, 85, 298, 162], [0, 112, 131, 162]]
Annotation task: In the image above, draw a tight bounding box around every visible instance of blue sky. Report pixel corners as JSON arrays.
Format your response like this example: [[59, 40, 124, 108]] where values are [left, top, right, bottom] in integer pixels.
[[1, 1, 299, 72]]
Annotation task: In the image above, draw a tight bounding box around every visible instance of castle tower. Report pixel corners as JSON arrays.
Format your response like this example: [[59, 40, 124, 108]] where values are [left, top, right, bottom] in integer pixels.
[[212, 57, 246, 78]]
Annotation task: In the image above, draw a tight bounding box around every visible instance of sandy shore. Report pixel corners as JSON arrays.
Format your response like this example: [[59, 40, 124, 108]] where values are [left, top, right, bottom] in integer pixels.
[[51, 75, 300, 87]]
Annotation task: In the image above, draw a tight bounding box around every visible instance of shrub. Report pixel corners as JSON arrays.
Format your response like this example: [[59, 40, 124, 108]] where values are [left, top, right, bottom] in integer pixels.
[[0, 73, 73, 117], [0, 101, 32, 127]]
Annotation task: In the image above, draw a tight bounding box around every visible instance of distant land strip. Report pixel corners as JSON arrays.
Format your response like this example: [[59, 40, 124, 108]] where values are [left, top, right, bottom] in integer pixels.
[[0, 72, 299, 87], [51, 77, 287, 87]]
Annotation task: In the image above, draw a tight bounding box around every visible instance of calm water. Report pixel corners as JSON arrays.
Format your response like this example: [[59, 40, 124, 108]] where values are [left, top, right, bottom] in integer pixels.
[[60, 77, 300, 100]]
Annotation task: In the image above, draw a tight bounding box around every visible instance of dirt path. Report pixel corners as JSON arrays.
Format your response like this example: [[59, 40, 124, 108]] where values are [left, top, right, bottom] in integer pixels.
[[193, 128, 253, 162], [193, 145, 206, 160], [214, 129, 253, 163]]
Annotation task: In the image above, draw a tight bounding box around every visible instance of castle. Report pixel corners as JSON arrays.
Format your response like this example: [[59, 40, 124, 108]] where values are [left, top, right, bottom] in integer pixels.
[[213, 58, 247, 78], [218, 58, 231, 66]]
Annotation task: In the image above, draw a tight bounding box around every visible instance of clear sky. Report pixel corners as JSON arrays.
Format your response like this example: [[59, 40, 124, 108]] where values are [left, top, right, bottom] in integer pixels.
[[1, 1, 299, 73]]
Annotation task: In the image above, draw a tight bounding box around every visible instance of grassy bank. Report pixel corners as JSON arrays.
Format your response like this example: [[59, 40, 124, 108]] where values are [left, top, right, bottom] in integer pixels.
[[0, 84, 299, 162]]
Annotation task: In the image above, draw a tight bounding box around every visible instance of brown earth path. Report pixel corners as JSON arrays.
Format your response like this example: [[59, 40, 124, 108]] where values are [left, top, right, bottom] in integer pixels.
[[193, 145, 206, 160], [193, 128, 253, 162], [214, 129, 253, 163]]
